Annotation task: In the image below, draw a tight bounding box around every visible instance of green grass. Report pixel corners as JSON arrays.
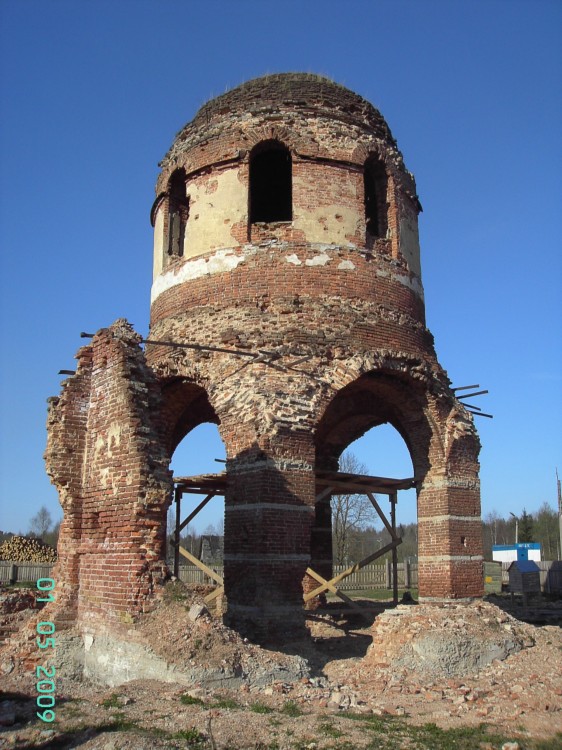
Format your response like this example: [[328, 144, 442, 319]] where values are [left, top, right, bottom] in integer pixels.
[[100, 693, 122, 709], [281, 700, 303, 717], [534, 735, 562, 750], [180, 693, 205, 706], [171, 727, 207, 745], [250, 701, 274, 714], [338, 713, 559, 750], [319, 720, 344, 739], [211, 697, 240, 709]]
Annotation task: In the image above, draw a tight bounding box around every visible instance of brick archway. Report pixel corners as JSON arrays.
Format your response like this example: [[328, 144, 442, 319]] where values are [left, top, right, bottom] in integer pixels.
[[314, 369, 483, 601]]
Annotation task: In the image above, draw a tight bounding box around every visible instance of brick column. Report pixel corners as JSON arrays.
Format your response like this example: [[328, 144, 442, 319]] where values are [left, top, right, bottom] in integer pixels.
[[417, 430, 483, 600], [223, 439, 315, 638]]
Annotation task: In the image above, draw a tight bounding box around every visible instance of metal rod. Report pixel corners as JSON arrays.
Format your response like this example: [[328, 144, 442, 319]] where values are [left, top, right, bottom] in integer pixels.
[[143, 337, 259, 358], [142, 337, 282, 362], [452, 384, 479, 392], [468, 410, 493, 418], [58, 370, 76, 375], [80, 332, 94, 338], [461, 402, 482, 411], [458, 390, 488, 399]]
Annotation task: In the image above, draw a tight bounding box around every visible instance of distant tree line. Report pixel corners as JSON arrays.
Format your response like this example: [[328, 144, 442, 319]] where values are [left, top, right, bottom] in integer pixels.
[[0, 505, 61, 550], [17, 492, 559, 567]]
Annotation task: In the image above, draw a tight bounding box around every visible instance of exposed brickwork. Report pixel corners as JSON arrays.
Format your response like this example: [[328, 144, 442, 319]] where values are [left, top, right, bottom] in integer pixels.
[[46, 74, 483, 636], [45, 320, 172, 627]]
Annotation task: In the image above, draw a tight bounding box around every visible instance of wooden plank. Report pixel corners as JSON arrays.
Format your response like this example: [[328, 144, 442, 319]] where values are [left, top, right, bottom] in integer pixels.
[[391, 492, 398, 605], [317, 479, 415, 494], [315, 486, 333, 503], [178, 546, 224, 586], [367, 492, 397, 538], [178, 492, 216, 532], [204, 586, 225, 604], [174, 487, 181, 578], [306, 568, 368, 618]]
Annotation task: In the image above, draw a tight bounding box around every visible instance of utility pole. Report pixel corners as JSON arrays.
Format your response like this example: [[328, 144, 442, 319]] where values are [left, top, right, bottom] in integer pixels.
[[509, 511, 519, 544], [556, 469, 562, 558]]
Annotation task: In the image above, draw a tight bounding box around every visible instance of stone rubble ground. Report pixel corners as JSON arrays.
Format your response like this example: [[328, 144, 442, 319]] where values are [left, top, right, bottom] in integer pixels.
[[0, 584, 561, 749]]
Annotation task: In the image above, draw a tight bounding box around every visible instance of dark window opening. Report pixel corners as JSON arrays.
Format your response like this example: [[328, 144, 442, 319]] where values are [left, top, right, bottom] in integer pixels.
[[250, 141, 292, 223], [168, 169, 189, 257], [364, 156, 388, 238]]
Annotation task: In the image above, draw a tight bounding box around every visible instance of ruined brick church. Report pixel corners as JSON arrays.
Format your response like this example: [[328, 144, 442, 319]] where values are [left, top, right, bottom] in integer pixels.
[[45, 73, 483, 636]]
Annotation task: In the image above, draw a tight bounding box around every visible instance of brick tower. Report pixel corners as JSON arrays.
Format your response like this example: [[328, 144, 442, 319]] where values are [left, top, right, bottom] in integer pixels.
[[45, 74, 482, 637], [146, 73, 483, 632]]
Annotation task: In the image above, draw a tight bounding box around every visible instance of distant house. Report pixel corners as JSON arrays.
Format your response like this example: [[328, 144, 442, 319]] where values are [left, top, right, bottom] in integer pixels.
[[492, 543, 541, 563], [199, 535, 224, 566]]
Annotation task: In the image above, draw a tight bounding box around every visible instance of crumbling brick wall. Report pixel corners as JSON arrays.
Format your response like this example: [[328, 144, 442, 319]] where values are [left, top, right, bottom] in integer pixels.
[[45, 320, 172, 627], [47, 74, 483, 635]]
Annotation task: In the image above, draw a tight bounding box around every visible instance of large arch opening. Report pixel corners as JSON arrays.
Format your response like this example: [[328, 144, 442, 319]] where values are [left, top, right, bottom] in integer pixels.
[[159, 379, 226, 588], [311, 370, 431, 608], [313, 369, 482, 604], [342, 425, 418, 572]]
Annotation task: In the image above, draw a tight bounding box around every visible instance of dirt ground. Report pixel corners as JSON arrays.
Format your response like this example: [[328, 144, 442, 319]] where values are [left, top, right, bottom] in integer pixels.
[[1, 584, 561, 749]]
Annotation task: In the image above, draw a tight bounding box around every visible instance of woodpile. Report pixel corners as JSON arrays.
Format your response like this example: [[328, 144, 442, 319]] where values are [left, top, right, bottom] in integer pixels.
[[0, 536, 57, 563]]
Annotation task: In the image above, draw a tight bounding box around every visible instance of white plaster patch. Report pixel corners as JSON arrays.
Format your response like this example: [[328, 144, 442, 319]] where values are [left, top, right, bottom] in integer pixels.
[[337, 260, 356, 270], [391, 272, 424, 299], [305, 252, 331, 267], [285, 254, 302, 265], [376, 268, 424, 300], [151, 249, 245, 303]]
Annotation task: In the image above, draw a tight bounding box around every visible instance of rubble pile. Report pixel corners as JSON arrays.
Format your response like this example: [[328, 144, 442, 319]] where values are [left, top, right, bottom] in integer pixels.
[[364, 600, 533, 677], [0, 586, 41, 648]]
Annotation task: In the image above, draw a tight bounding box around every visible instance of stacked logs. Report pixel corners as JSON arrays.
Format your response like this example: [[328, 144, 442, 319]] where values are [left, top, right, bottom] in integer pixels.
[[0, 536, 57, 563]]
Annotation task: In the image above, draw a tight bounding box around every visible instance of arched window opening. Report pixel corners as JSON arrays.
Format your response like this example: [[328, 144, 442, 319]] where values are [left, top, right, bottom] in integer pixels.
[[339, 424, 417, 567], [249, 141, 292, 223], [364, 155, 388, 239], [168, 169, 189, 257], [168, 423, 226, 578], [314, 401, 419, 607]]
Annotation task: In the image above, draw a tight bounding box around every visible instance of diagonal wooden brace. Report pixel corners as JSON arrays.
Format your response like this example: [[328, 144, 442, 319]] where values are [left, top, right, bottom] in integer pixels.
[[303, 538, 402, 602], [204, 586, 225, 604], [305, 568, 369, 618], [178, 545, 224, 586]]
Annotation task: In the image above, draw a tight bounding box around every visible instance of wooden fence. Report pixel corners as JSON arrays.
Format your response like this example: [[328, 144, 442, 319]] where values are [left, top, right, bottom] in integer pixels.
[[0, 561, 54, 584], [2, 559, 560, 594], [176, 561, 419, 590]]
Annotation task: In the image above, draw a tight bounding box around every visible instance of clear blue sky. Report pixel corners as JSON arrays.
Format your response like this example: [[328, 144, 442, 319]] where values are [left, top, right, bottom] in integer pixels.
[[1, 0, 560, 537]]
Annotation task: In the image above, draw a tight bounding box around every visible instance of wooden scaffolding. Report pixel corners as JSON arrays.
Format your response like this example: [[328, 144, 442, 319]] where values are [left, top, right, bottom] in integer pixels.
[[171, 470, 416, 611]]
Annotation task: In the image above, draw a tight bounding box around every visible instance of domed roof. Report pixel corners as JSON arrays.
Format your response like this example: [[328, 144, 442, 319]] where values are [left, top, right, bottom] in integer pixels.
[[170, 73, 394, 149], [194, 73, 382, 123]]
